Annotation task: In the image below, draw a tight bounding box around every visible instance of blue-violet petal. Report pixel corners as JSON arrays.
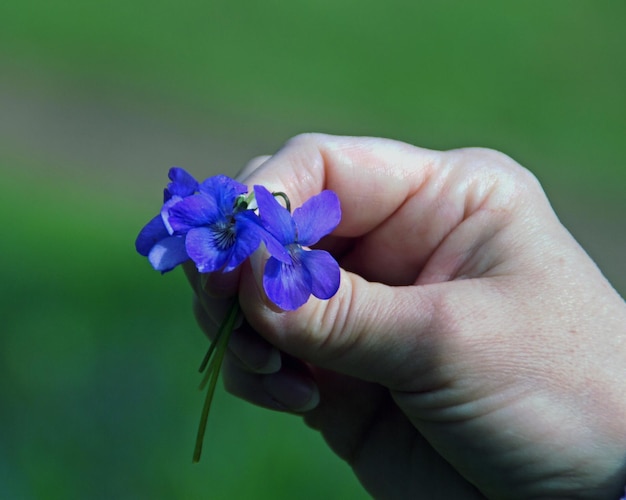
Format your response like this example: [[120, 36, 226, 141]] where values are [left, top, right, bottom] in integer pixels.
[[254, 185, 296, 245], [200, 175, 248, 213], [222, 214, 265, 272], [292, 190, 341, 246], [185, 226, 231, 273], [167, 194, 219, 234], [301, 249, 340, 300], [263, 255, 312, 311], [136, 215, 170, 256], [148, 235, 189, 273]]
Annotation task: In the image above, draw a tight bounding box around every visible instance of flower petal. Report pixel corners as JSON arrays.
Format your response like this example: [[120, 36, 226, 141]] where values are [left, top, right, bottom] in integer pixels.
[[301, 249, 340, 300], [167, 194, 218, 234], [160, 196, 182, 234], [260, 232, 291, 264], [164, 167, 198, 201], [263, 255, 312, 311], [184, 226, 229, 273], [220, 213, 265, 272], [200, 175, 248, 214], [254, 185, 296, 245], [147, 235, 189, 273], [135, 215, 169, 256], [293, 190, 341, 246]]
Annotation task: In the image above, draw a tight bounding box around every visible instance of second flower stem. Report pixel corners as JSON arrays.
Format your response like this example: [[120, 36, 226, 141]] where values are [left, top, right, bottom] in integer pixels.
[[193, 299, 240, 463]]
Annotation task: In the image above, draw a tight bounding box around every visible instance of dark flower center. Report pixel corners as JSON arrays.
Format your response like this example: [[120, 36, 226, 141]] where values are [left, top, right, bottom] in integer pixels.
[[211, 219, 237, 250]]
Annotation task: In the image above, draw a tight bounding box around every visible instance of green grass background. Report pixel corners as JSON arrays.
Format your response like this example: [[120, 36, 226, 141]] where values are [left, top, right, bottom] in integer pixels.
[[1, 2, 624, 499]]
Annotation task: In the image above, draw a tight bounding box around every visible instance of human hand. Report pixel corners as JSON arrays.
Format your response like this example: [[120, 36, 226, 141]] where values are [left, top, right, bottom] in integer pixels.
[[186, 134, 626, 499]]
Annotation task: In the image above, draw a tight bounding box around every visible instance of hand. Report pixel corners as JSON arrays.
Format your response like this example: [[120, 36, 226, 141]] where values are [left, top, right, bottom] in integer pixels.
[[186, 134, 626, 499]]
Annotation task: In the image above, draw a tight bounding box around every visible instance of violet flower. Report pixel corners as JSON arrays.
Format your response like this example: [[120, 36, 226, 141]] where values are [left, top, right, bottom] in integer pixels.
[[136, 169, 344, 462], [254, 185, 341, 310], [135, 167, 198, 272], [167, 175, 267, 273]]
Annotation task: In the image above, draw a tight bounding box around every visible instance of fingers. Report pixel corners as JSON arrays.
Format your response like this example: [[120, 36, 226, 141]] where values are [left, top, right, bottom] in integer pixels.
[[230, 135, 531, 388], [194, 290, 319, 412], [191, 249, 315, 413], [191, 134, 547, 400], [236, 155, 272, 181], [223, 354, 320, 413]]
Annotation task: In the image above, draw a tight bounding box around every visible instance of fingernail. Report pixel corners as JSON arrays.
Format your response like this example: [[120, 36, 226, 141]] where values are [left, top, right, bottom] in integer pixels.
[[248, 248, 266, 296], [235, 341, 281, 374], [256, 347, 281, 373], [249, 248, 285, 313], [229, 324, 280, 373], [263, 371, 319, 413]]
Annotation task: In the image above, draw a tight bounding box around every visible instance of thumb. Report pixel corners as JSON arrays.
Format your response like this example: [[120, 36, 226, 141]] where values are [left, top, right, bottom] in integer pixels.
[[238, 261, 448, 391]]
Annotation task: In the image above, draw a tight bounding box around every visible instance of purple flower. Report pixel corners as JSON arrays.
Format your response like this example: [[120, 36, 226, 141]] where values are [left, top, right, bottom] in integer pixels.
[[135, 167, 198, 272], [254, 185, 341, 310], [167, 175, 266, 273]]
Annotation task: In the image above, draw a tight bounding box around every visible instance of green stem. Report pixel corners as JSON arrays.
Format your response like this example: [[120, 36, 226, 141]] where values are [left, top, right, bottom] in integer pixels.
[[198, 302, 237, 374], [272, 191, 291, 213], [198, 331, 219, 374], [193, 299, 240, 463]]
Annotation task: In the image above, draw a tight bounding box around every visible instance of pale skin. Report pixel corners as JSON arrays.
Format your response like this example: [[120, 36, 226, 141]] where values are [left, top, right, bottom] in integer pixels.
[[184, 134, 626, 499]]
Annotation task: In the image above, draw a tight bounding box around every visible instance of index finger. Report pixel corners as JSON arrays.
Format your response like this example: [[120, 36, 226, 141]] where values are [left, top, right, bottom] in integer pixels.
[[239, 133, 442, 238]]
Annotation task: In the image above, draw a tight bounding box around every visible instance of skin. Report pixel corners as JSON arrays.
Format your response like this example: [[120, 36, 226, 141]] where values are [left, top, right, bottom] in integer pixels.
[[185, 134, 626, 499]]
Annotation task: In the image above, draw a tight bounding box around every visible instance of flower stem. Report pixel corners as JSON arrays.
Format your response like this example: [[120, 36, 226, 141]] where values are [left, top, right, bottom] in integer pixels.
[[197, 301, 237, 375], [193, 299, 240, 463], [272, 191, 291, 212], [198, 333, 219, 374]]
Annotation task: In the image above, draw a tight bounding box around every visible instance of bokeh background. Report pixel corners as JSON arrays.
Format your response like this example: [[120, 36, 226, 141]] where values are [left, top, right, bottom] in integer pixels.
[[1, 2, 624, 499]]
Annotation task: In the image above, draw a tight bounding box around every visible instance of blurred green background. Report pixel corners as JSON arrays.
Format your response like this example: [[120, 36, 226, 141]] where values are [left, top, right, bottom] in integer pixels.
[[1, 1, 624, 499]]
